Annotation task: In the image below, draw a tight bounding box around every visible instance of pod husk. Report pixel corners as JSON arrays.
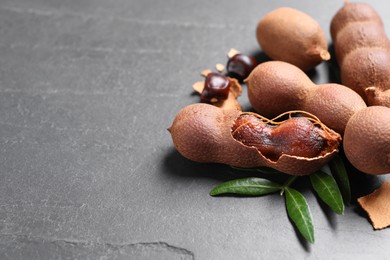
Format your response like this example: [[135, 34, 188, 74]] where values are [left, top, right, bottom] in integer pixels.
[[169, 103, 341, 176], [358, 181, 390, 229]]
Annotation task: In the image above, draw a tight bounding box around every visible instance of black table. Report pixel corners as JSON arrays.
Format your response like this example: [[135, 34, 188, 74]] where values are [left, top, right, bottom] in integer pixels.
[[1, 0, 389, 259]]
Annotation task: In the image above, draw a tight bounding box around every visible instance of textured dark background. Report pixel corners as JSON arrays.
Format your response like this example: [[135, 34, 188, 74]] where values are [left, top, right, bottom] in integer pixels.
[[1, 0, 389, 259]]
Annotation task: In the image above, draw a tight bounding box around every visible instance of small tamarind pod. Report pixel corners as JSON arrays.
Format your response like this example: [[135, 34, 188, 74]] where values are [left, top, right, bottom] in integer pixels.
[[256, 7, 330, 71], [246, 61, 367, 135], [169, 103, 341, 176], [331, 2, 390, 107]]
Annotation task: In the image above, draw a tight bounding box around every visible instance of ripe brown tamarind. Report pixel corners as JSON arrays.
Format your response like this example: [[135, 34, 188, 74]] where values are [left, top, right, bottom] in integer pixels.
[[169, 103, 341, 176], [246, 61, 367, 135], [331, 2, 390, 107]]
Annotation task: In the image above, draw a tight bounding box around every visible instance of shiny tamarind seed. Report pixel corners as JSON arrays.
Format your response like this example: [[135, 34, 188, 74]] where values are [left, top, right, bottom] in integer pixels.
[[200, 72, 231, 102], [227, 54, 258, 81]]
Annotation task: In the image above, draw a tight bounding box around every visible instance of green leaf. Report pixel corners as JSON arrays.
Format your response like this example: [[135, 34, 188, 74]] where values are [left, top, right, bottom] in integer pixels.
[[310, 171, 344, 215], [285, 188, 315, 244], [209, 177, 281, 196], [329, 155, 351, 205]]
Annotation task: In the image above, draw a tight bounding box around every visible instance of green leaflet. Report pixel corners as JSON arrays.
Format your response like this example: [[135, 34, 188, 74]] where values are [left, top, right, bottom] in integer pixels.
[[329, 155, 351, 206], [310, 171, 344, 215], [209, 177, 281, 196], [285, 188, 315, 244]]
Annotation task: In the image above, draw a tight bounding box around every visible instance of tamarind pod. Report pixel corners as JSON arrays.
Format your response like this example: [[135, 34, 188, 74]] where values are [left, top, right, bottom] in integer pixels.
[[169, 103, 341, 176], [333, 22, 390, 64], [331, 2, 390, 107], [247, 61, 367, 135], [256, 7, 330, 71], [330, 2, 383, 41]]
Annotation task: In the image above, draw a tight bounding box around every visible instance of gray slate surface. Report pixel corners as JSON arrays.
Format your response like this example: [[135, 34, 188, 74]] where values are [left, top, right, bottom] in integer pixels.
[[0, 0, 389, 259]]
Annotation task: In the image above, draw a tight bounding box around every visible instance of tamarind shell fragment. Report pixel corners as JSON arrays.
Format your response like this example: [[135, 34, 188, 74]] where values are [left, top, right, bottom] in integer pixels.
[[169, 103, 341, 176]]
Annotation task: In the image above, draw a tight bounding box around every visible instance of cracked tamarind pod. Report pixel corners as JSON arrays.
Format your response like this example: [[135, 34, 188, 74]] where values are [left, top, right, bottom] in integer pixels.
[[331, 2, 390, 107], [168, 103, 341, 176]]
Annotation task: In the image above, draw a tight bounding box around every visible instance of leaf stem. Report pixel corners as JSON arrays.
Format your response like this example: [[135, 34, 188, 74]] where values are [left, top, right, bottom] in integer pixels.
[[280, 176, 299, 196]]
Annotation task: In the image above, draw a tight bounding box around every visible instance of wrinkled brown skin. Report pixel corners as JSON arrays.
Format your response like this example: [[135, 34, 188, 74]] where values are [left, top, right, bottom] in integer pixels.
[[344, 106, 390, 175], [247, 61, 367, 135], [256, 7, 330, 71], [168, 103, 341, 176], [331, 2, 390, 107]]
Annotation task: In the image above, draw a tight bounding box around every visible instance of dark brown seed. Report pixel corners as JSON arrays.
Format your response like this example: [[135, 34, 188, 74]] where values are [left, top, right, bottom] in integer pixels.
[[200, 72, 231, 102], [227, 54, 258, 81]]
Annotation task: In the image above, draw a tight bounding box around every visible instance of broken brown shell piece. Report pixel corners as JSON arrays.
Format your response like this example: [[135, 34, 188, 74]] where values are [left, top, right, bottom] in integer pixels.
[[192, 71, 242, 110], [358, 181, 390, 230], [215, 63, 225, 72], [169, 103, 341, 176]]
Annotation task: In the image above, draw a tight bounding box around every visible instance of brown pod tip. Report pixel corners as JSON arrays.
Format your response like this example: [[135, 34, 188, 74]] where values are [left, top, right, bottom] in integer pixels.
[[306, 48, 331, 63], [320, 49, 331, 61], [365, 87, 390, 107]]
